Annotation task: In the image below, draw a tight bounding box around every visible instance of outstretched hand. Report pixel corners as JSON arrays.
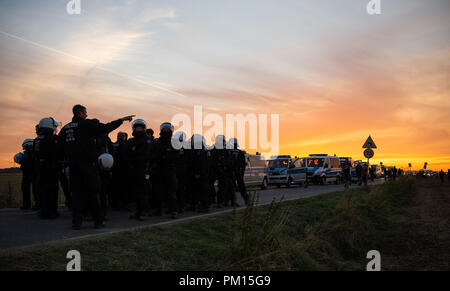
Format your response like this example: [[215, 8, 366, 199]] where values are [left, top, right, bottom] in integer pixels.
[[121, 115, 135, 122]]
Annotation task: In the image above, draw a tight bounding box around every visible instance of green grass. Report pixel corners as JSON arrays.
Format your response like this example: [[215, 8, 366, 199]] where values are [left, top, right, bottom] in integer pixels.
[[0, 173, 22, 208], [0, 173, 66, 208], [0, 177, 448, 271]]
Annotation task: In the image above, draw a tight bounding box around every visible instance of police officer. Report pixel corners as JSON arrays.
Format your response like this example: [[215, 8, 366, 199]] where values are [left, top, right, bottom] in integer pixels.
[[31, 124, 41, 210], [149, 123, 178, 218], [59, 104, 133, 229], [34, 118, 61, 219], [126, 119, 152, 221], [94, 124, 115, 219], [229, 138, 249, 205], [356, 162, 363, 186], [174, 131, 189, 213], [17, 139, 34, 210], [211, 135, 236, 207], [189, 134, 210, 213], [111, 132, 129, 211]]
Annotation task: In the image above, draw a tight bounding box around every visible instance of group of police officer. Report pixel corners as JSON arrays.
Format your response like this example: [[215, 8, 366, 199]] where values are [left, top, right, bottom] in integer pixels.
[[15, 105, 249, 230]]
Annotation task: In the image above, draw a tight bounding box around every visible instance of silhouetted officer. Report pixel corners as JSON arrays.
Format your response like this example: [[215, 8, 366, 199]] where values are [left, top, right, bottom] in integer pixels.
[[149, 123, 178, 218], [392, 167, 398, 181], [126, 119, 152, 221], [355, 163, 363, 186], [146, 128, 155, 142], [439, 170, 445, 183], [212, 135, 236, 207], [189, 134, 210, 213], [94, 125, 114, 219], [31, 124, 41, 210], [19, 139, 34, 210], [59, 104, 133, 229], [174, 132, 189, 213], [361, 163, 368, 186], [111, 132, 129, 210], [229, 138, 249, 205], [34, 118, 61, 219]]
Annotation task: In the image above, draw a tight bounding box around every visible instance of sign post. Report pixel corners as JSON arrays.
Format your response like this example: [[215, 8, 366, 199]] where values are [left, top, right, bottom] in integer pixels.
[[363, 135, 377, 168]]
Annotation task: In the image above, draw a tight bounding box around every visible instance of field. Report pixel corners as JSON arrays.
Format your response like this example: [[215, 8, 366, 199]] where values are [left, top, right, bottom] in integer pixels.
[[0, 173, 66, 209], [0, 177, 448, 271]]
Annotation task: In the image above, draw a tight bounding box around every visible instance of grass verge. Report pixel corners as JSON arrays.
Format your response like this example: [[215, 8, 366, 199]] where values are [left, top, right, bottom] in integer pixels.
[[0, 177, 448, 271]]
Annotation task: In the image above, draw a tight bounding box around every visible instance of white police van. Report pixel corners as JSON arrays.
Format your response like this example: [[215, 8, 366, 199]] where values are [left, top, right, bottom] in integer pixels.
[[303, 154, 342, 185], [243, 154, 269, 189], [266, 155, 294, 187], [286, 157, 307, 186]]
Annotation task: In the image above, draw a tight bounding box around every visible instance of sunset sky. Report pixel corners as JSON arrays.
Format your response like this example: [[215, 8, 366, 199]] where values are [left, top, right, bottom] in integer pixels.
[[0, 0, 449, 170]]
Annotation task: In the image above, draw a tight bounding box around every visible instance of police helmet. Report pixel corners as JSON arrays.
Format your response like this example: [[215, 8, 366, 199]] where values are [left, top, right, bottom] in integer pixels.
[[191, 134, 206, 149], [132, 119, 147, 130], [173, 131, 186, 143], [22, 139, 34, 150], [214, 135, 226, 149], [98, 153, 114, 171], [160, 122, 174, 132], [228, 138, 239, 149], [14, 152, 24, 164], [38, 118, 61, 130]]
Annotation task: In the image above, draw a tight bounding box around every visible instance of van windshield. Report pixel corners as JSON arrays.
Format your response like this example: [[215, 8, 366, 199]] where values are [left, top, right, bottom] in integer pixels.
[[268, 159, 289, 168], [305, 158, 325, 168]]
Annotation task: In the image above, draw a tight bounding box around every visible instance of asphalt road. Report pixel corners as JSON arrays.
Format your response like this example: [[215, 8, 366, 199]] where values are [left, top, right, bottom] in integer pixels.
[[0, 180, 383, 251]]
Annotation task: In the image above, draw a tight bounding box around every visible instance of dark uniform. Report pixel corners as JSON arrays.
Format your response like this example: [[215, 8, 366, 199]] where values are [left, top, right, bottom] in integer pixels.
[[111, 138, 130, 210], [126, 132, 152, 219], [176, 146, 190, 213], [59, 116, 123, 228], [33, 131, 60, 219], [230, 147, 249, 205], [95, 133, 114, 218], [149, 130, 178, 217], [188, 137, 210, 212], [212, 143, 236, 207], [20, 146, 34, 209]]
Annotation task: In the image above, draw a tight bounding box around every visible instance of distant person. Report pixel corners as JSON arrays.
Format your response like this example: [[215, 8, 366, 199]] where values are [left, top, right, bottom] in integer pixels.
[[230, 138, 249, 205], [369, 166, 375, 182], [146, 128, 155, 142], [111, 132, 129, 211], [393, 167, 398, 181], [355, 163, 363, 186], [126, 119, 152, 221], [439, 170, 445, 183], [59, 104, 134, 230], [34, 118, 61, 219], [362, 163, 368, 186], [17, 139, 34, 210], [343, 160, 352, 189]]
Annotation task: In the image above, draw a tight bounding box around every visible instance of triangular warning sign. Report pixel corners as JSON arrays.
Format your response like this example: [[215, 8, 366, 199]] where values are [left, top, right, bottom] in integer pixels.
[[362, 136, 377, 149]]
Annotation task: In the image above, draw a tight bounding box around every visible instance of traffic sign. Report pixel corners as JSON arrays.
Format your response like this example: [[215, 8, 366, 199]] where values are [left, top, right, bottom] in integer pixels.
[[362, 136, 377, 149], [364, 148, 374, 159]]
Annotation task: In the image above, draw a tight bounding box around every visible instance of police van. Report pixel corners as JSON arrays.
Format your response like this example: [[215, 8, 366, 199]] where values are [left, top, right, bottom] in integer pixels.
[[266, 155, 294, 187], [286, 157, 307, 186], [243, 154, 268, 189], [303, 154, 342, 185]]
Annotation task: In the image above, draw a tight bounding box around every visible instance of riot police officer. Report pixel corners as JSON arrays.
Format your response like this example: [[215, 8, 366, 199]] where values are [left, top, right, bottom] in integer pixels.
[[126, 119, 152, 221], [34, 118, 61, 219], [229, 138, 249, 205], [211, 135, 236, 207], [17, 139, 34, 210], [59, 104, 133, 229], [174, 131, 189, 213], [189, 134, 210, 213], [111, 132, 129, 210], [149, 123, 178, 218]]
